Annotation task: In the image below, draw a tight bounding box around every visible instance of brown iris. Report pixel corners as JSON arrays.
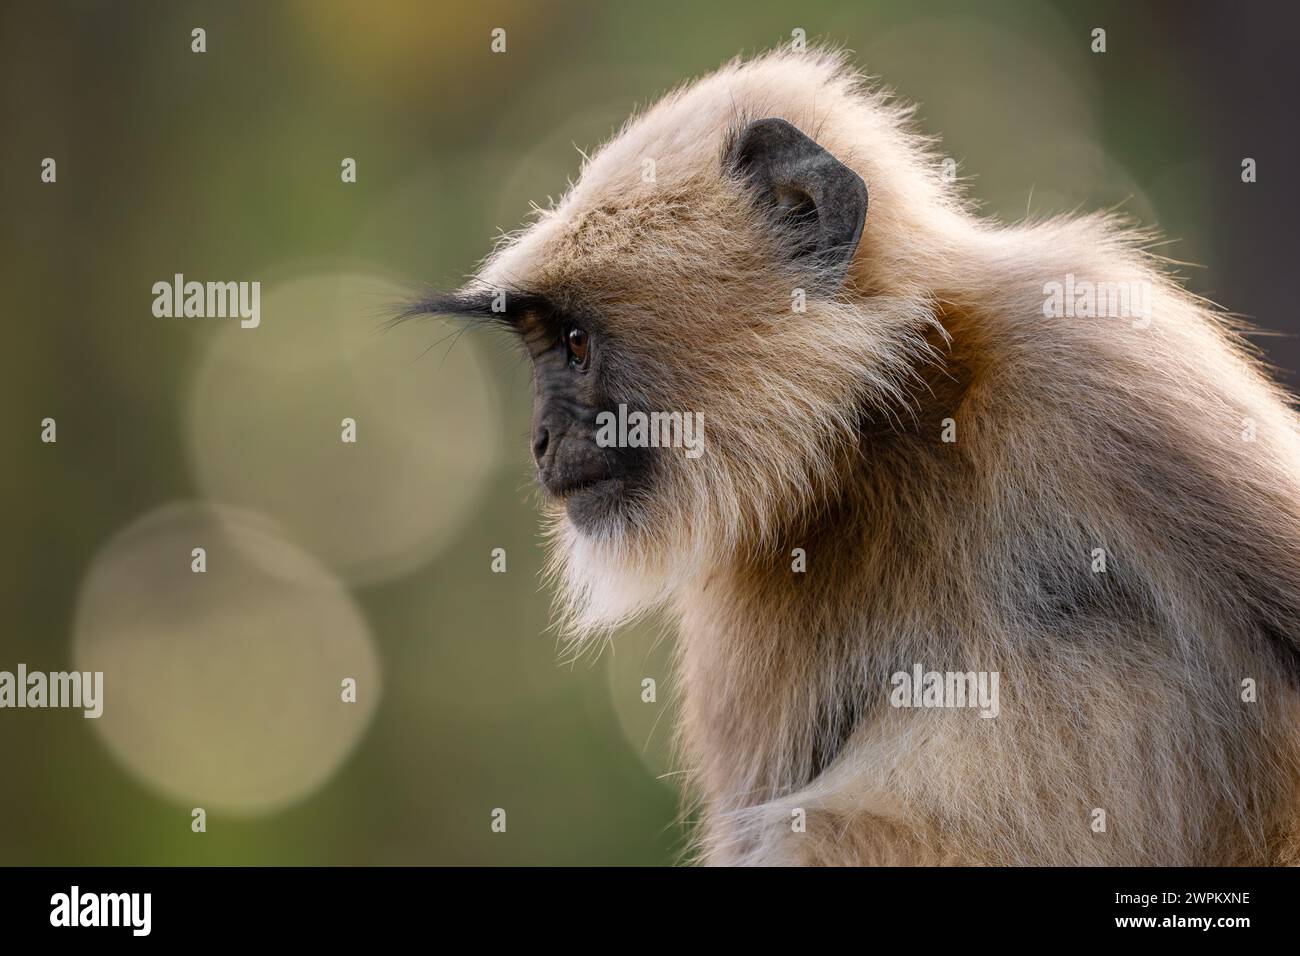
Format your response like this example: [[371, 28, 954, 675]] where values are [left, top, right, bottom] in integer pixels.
[[567, 327, 590, 368]]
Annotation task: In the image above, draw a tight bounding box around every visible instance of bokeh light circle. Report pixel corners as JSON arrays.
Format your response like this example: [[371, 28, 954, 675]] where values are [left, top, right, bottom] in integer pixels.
[[72, 502, 380, 815], [186, 266, 502, 586], [603, 622, 679, 786]]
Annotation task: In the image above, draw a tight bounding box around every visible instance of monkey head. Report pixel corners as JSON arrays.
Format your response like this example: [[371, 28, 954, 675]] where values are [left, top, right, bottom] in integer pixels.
[[409, 52, 950, 633]]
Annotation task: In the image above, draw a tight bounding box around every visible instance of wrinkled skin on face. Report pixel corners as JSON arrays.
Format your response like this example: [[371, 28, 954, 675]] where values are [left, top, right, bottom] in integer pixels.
[[517, 299, 653, 533]]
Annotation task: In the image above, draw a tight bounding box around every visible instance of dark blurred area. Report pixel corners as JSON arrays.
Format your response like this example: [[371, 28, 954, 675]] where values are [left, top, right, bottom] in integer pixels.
[[1, 0, 1296, 865]]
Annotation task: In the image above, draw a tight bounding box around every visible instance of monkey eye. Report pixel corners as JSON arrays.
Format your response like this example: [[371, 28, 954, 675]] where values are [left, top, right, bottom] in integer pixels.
[[566, 327, 590, 369]]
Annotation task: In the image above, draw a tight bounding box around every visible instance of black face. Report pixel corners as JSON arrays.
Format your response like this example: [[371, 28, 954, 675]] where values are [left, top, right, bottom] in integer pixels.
[[518, 305, 651, 531], [396, 287, 652, 532]]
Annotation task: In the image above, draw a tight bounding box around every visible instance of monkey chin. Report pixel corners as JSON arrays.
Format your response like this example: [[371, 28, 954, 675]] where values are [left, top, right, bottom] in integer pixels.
[[560, 477, 628, 535]]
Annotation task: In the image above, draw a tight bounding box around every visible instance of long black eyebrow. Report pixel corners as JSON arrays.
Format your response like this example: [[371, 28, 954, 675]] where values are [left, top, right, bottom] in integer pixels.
[[389, 287, 556, 330]]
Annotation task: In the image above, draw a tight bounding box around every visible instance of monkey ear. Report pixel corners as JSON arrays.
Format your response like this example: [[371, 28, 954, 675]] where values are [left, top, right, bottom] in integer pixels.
[[727, 117, 868, 285]]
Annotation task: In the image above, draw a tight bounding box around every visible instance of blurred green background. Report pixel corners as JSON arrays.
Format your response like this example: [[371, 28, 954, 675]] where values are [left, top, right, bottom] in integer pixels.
[[1, 0, 1295, 865]]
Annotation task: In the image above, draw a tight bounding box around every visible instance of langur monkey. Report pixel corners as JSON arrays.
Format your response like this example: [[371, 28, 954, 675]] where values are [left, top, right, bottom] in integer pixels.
[[407, 50, 1300, 865]]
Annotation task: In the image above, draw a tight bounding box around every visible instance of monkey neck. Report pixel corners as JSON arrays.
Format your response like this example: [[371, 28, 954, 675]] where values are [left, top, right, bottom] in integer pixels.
[[674, 304, 982, 812]]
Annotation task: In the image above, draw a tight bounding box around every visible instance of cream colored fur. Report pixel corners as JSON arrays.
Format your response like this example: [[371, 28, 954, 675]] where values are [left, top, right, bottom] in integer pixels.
[[469, 49, 1300, 865]]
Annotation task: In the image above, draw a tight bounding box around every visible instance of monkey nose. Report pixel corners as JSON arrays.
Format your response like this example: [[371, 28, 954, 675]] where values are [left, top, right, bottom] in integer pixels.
[[532, 426, 550, 465]]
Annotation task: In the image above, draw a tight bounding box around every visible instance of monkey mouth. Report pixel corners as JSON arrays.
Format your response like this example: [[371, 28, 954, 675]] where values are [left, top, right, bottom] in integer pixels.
[[537, 447, 649, 531]]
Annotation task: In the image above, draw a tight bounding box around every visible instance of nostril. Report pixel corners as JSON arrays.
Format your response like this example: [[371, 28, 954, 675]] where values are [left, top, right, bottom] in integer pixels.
[[532, 427, 550, 463]]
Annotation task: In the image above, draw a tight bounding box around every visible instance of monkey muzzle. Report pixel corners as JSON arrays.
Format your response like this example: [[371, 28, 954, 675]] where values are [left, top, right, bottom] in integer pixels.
[[532, 412, 648, 530]]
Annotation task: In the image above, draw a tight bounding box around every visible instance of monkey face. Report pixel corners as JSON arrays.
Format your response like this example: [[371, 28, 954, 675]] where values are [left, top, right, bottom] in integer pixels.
[[517, 302, 654, 534]]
